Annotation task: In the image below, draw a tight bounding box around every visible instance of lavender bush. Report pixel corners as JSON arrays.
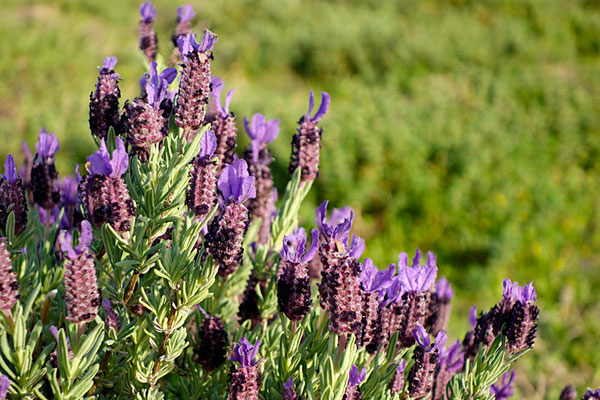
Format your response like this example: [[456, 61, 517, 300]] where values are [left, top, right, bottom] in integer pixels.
[[0, 2, 594, 400]]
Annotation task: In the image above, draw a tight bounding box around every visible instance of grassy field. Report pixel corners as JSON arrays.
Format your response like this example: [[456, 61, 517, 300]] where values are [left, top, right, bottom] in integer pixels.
[[1, 0, 600, 397]]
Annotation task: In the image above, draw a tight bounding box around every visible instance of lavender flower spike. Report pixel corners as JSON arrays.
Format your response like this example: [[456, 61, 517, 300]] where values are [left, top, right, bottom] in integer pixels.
[[139, 1, 158, 61], [193, 313, 228, 371], [426, 276, 454, 336], [0, 155, 28, 235], [407, 326, 444, 398], [186, 130, 218, 218], [490, 371, 516, 400], [278, 229, 318, 321], [58, 221, 99, 323], [289, 91, 330, 182], [0, 375, 9, 400], [31, 129, 61, 210], [89, 56, 121, 139], [228, 337, 262, 400], [559, 386, 578, 400], [0, 239, 19, 310], [172, 4, 196, 46]]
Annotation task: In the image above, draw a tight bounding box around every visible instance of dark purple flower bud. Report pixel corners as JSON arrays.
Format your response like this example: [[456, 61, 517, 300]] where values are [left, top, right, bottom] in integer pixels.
[[408, 327, 444, 398], [277, 229, 318, 321], [505, 293, 539, 354], [81, 138, 136, 233], [139, 1, 158, 62], [186, 130, 218, 217], [89, 57, 122, 140], [228, 337, 261, 400], [0, 375, 9, 400], [289, 91, 330, 182], [58, 221, 99, 323], [172, 4, 196, 46], [0, 155, 28, 235], [0, 240, 19, 310], [426, 277, 453, 336], [490, 371, 515, 400], [389, 360, 406, 394], [282, 377, 299, 400], [559, 386, 578, 400], [193, 313, 228, 371], [31, 129, 61, 210], [103, 299, 121, 331], [343, 365, 366, 400], [583, 389, 600, 400], [175, 31, 218, 140]]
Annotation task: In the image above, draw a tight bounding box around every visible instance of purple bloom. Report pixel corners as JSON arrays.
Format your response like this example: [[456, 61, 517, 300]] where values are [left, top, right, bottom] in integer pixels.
[[413, 326, 447, 352], [559, 386, 578, 400], [177, 4, 195, 22], [244, 114, 280, 164], [490, 371, 515, 400], [436, 277, 454, 301], [87, 138, 128, 178], [193, 314, 228, 371], [140, 1, 156, 22], [316, 200, 354, 243], [229, 337, 260, 367], [103, 298, 121, 331], [583, 389, 600, 400], [211, 76, 234, 118], [348, 365, 366, 387], [218, 159, 256, 204], [282, 376, 299, 400], [31, 129, 60, 210], [2, 155, 17, 184], [439, 340, 464, 373], [469, 306, 478, 329], [307, 90, 331, 123], [0, 374, 9, 400], [139, 2, 158, 61], [397, 261, 437, 293], [281, 229, 319, 264], [35, 129, 60, 159], [58, 220, 92, 259], [186, 131, 218, 217], [101, 56, 118, 72], [89, 58, 122, 140], [178, 31, 218, 57], [143, 62, 177, 109]]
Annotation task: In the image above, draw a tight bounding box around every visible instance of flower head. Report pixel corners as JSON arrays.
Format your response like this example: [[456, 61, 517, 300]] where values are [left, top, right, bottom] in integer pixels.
[[348, 364, 367, 387], [229, 337, 260, 367], [178, 30, 218, 56], [211, 76, 234, 118], [2, 155, 18, 184], [307, 90, 331, 123], [413, 326, 447, 352], [218, 159, 256, 204], [436, 277, 454, 301], [396, 252, 438, 293], [244, 113, 280, 163], [87, 138, 128, 178], [583, 389, 600, 400], [0, 374, 10, 399], [58, 221, 93, 259], [490, 371, 516, 400], [281, 229, 319, 264], [177, 4, 195, 22], [141, 62, 177, 109], [35, 129, 60, 159], [140, 1, 156, 22]]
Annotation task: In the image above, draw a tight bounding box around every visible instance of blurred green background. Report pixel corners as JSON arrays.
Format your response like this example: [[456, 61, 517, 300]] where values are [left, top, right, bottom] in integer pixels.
[[1, 0, 600, 397]]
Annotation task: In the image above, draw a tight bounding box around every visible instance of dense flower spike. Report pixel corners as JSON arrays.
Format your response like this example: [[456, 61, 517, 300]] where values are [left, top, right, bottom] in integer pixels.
[[31, 129, 61, 210], [427, 277, 454, 336], [58, 221, 99, 323], [89, 57, 122, 139], [103, 299, 121, 331], [139, 1, 158, 62], [80, 138, 136, 233], [0, 155, 28, 234], [175, 31, 218, 140], [277, 229, 318, 321], [490, 371, 516, 400], [432, 340, 464, 400], [193, 313, 228, 371], [243, 113, 280, 244], [343, 365, 366, 400], [389, 360, 407, 394], [123, 62, 177, 162], [559, 386, 578, 400], [282, 377, 300, 400], [289, 91, 331, 182], [583, 389, 600, 400], [228, 337, 261, 400], [309, 204, 353, 279], [408, 327, 447, 399], [206, 77, 237, 171], [0, 375, 9, 400], [207, 159, 255, 276], [172, 4, 195, 46], [186, 130, 218, 217], [391, 250, 437, 347], [0, 240, 19, 310], [505, 281, 539, 354]]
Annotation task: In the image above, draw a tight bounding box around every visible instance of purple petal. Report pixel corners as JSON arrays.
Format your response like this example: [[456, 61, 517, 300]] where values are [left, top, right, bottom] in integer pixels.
[[0, 374, 10, 399], [315, 201, 329, 234], [36, 129, 60, 158], [411, 249, 422, 267], [58, 230, 77, 259], [87, 139, 112, 176], [427, 251, 436, 267], [76, 221, 93, 252], [199, 130, 217, 158], [469, 306, 477, 329], [177, 4, 195, 22], [49, 326, 60, 341], [521, 282, 537, 304], [198, 29, 218, 53], [415, 265, 437, 292], [3, 155, 18, 183], [432, 330, 448, 352], [347, 235, 365, 259], [359, 258, 377, 290], [396, 359, 406, 373], [348, 365, 366, 387], [159, 67, 178, 84], [371, 264, 396, 291], [283, 376, 294, 391], [307, 90, 315, 116], [310, 92, 331, 122], [490, 371, 516, 400], [299, 229, 319, 264], [413, 326, 430, 348], [223, 89, 234, 116], [110, 138, 128, 177], [102, 56, 118, 71], [398, 252, 408, 268], [140, 1, 157, 22], [436, 277, 454, 301], [211, 76, 224, 98]]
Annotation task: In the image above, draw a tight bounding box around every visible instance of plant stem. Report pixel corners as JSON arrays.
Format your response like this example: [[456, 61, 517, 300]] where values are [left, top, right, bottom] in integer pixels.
[[336, 334, 348, 367], [151, 298, 178, 386], [123, 270, 140, 307]]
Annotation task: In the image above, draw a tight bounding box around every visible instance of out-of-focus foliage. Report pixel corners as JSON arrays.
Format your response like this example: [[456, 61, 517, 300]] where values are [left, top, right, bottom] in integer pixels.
[[0, 0, 599, 397]]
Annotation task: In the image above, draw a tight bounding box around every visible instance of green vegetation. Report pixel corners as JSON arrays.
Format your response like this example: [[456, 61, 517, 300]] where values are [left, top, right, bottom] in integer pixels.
[[1, 0, 599, 397]]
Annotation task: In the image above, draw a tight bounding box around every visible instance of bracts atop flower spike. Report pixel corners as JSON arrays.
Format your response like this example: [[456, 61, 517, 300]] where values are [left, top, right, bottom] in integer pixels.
[[344, 365, 366, 400], [407, 326, 447, 399], [123, 62, 177, 162], [289, 90, 331, 182], [89, 57, 122, 140], [58, 221, 99, 323], [243, 113, 280, 244], [175, 31, 218, 141], [139, 1, 158, 62], [206, 159, 255, 277], [172, 4, 195, 46], [0, 239, 19, 310], [282, 377, 299, 400], [0, 155, 28, 235], [207, 77, 237, 172], [186, 130, 218, 218], [31, 129, 61, 210], [277, 229, 318, 321], [228, 337, 261, 400], [80, 137, 136, 233]]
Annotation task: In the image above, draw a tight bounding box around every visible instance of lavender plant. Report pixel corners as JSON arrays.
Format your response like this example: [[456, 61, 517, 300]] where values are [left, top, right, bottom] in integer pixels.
[[0, 2, 589, 400]]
